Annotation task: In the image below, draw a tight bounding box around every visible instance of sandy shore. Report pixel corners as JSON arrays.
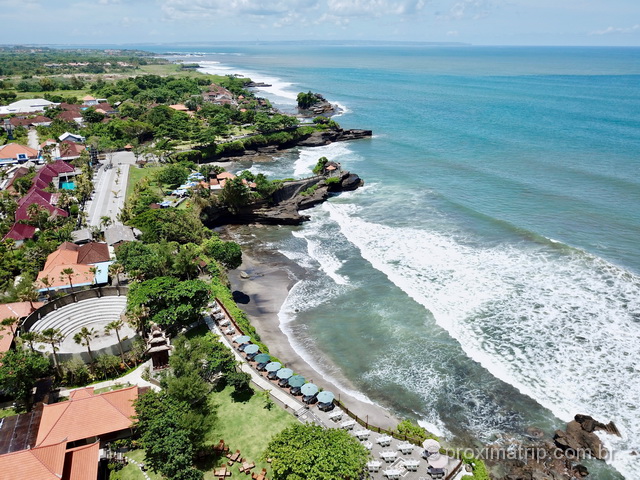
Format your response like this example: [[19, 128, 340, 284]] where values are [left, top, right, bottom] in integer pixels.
[[225, 228, 399, 430]]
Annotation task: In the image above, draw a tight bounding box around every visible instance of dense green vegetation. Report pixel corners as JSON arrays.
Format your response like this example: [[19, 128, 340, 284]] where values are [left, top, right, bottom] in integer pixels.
[[296, 91, 322, 109], [0, 349, 50, 410], [264, 423, 369, 480]]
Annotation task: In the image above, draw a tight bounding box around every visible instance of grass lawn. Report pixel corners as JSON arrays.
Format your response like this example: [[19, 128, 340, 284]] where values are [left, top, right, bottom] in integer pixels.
[[0, 407, 19, 419], [119, 449, 164, 480], [126, 164, 163, 199], [198, 384, 299, 479], [94, 383, 132, 394], [14, 89, 88, 100]]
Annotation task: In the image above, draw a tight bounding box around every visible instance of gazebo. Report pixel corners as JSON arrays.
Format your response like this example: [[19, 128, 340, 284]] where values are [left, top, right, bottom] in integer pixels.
[[145, 324, 172, 370]]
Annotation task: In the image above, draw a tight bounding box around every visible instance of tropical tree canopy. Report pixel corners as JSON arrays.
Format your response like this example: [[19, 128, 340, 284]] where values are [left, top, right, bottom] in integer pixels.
[[264, 423, 369, 480]]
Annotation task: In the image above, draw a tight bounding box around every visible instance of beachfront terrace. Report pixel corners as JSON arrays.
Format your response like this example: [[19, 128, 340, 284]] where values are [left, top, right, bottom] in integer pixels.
[[204, 300, 468, 480]]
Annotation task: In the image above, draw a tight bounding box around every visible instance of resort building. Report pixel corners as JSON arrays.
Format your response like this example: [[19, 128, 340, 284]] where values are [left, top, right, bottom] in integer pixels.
[[36, 241, 112, 292], [0, 386, 144, 480], [0, 143, 39, 165], [0, 98, 58, 115]]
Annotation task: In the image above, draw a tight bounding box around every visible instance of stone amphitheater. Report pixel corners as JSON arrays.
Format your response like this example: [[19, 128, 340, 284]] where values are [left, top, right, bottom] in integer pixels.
[[28, 295, 136, 362]]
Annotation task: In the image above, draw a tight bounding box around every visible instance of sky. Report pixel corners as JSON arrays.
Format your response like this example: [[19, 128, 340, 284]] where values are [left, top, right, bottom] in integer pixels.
[[1, 0, 639, 46]]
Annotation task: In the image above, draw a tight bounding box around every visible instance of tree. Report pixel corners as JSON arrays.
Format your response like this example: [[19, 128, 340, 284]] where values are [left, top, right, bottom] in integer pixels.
[[60, 267, 76, 292], [19, 331, 39, 352], [200, 237, 242, 270], [296, 91, 321, 109], [38, 328, 64, 375], [95, 354, 120, 379], [100, 215, 113, 229], [0, 349, 50, 410], [73, 326, 96, 363], [219, 177, 253, 213], [40, 275, 53, 299], [1, 316, 19, 335], [133, 390, 207, 480], [18, 285, 39, 310], [126, 277, 209, 332], [173, 243, 200, 280], [109, 262, 125, 286], [105, 318, 128, 366], [264, 424, 369, 480]]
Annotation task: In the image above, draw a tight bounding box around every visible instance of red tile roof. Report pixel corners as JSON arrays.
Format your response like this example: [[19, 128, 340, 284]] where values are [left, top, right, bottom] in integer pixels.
[[0, 439, 66, 480], [76, 242, 110, 265], [36, 386, 139, 447], [2, 222, 37, 242], [15, 189, 67, 222], [0, 143, 39, 160], [63, 441, 99, 480]]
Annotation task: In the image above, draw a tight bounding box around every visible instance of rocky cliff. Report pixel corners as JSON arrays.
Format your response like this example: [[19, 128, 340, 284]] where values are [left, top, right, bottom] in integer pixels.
[[204, 171, 364, 227]]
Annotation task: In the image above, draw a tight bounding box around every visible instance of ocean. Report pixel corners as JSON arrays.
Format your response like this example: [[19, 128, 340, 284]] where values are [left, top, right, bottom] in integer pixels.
[[147, 44, 639, 478]]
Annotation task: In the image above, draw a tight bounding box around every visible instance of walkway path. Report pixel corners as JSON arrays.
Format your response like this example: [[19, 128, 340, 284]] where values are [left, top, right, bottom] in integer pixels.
[[205, 303, 468, 480], [57, 360, 159, 397], [85, 151, 134, 227], [27, 129, 39, 150]]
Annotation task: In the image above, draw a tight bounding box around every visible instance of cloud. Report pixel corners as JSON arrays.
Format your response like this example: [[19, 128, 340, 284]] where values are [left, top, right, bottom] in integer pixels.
[[443, 0, 492, 20], [98, 0, 121, 4], [159, 0, 426, 24], [590, 24, 640, 35]]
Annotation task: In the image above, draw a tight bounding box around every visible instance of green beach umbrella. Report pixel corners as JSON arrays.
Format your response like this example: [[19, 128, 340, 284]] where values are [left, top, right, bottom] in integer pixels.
[[287, 375, 306, 388], [253, 353, 271, 364], [234, 335, 251, 344], [317, 391, 335, 404], [243, 344, 259, 355], [265, 362, 282, 373], [301, 383, 318, 397], [276, 368, 294, 380]]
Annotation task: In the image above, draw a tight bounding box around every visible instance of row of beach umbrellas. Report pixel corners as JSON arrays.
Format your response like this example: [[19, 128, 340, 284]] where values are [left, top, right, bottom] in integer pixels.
[[231, 334, 334, 405]]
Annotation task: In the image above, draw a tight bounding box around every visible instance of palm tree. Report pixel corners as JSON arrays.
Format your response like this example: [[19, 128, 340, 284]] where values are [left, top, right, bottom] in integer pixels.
[[73, 327, 96, 364], [40, 275, 53, 300], [1, 316, 19, 335], [26, 203, 40, 223], [20, 331, 39, 352], [108, 262, 124, 286], [39, 328, 64, 375], [105, 319, 128, 367], [60, 267, 75, 293], [18, 285, 39, 310], [100, 216, 112, 229], [126, 305, 149, 337]]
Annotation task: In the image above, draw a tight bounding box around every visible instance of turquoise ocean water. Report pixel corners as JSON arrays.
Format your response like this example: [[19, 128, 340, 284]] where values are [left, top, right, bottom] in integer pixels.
[[144, 44, 639, 478]]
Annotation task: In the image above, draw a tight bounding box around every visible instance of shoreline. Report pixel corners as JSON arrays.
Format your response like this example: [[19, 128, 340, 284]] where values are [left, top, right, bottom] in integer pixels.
[[224, 225, 399, 430]]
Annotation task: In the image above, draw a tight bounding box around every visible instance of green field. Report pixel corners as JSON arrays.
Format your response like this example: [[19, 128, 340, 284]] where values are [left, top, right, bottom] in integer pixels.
[[125, 164, 163, 199], [199, 384, 299, 479]]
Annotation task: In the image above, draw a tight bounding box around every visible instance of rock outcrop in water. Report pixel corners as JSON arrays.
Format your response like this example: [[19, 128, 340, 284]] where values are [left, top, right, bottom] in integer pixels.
[[203, 171, 363, 227], [495, 414, 620, 480]]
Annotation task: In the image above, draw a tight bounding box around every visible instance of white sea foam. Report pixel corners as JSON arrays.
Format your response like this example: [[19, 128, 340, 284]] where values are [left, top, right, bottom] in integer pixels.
[[293, 142, 361, 177], [198, 60, 298, 104], [323, 201, 640, 478]]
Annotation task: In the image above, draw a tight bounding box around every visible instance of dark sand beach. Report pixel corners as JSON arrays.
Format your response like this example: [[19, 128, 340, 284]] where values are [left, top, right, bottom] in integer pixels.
[[224, 226, 399, 430]]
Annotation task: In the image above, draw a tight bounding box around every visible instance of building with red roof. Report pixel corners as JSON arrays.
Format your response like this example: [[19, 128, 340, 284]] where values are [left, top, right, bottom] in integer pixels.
[[36, 241, 110, 292], [0, 385, 144, 480], [2, 223, 37, 245], [0, 301, 43, 353], [0, 143, 39, 165]]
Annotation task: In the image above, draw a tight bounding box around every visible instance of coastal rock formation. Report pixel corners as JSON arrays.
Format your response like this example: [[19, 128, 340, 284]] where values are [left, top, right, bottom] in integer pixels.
[[296, 128, 372, 147], [204, 172, 363, 227], [553, 415, 613, 460]]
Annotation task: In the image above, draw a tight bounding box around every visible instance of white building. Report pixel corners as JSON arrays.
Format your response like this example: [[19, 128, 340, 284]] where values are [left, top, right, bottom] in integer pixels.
[[0, 98, 58, 115]]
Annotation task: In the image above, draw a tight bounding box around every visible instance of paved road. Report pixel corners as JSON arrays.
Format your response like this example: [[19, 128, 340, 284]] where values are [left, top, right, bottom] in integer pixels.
[[85, 151, 135, 227], [27, 129, 39, 150]]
